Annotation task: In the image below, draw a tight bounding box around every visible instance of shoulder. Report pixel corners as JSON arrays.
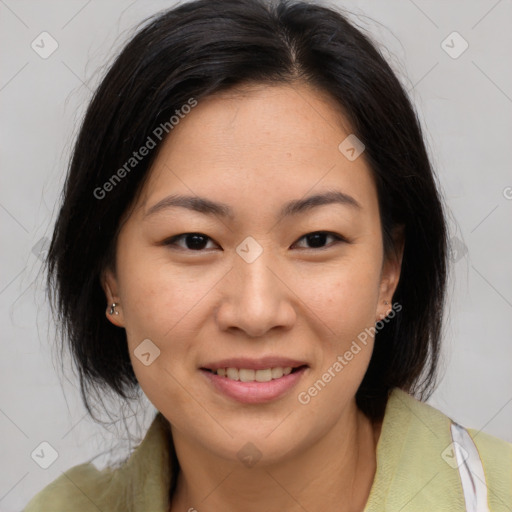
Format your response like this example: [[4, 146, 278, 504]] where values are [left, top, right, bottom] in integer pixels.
[[466, 424, 512, 461], [396, 389, 512, 468], [23, 412, 173, 511], [380, 388, 512, 510], [466, 426, 512, 510], [23, 462, 123, 511]]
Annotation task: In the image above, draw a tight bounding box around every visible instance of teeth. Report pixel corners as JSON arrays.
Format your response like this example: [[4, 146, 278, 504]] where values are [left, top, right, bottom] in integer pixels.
[[271, 367, 284, 379], [255, 369, 272, 382], [216, 366, 295, 382], [226, 367, 239, 381], [239, 369, 255, 382]]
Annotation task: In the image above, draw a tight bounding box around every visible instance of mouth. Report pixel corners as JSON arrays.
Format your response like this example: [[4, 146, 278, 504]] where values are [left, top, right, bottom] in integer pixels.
[[200, 358, 309, 404], [201, 365, 307, 382]]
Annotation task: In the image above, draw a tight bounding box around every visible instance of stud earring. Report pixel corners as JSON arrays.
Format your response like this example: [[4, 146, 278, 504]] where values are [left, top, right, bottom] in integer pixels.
[[379, 300, 391, 320], [109, 302, 119, 315]]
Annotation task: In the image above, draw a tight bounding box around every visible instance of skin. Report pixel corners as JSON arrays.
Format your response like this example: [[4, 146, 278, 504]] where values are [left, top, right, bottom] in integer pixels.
[[102, 82, 403, 512]]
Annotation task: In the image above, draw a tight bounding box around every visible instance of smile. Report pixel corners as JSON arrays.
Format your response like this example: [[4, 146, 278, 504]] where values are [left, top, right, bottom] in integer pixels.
[[200, 362, 308, 404], [205, 366, 296, 382]]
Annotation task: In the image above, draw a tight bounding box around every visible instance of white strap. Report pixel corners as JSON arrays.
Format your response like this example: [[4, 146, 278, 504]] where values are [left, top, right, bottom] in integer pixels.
[[450, 421, 490, 512]]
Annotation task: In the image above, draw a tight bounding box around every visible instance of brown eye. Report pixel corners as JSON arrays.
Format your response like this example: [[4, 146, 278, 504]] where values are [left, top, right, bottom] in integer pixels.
[[293, 231, 345, 249], [164, 233, 219, 251]]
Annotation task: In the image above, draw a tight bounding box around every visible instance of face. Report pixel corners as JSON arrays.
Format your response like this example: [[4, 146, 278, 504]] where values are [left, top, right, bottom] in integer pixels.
[[103, 83, 402, 465]]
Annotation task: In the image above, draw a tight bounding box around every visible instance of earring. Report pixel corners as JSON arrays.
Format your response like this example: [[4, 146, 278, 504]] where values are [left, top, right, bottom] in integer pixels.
[[109, 302, 119, 315], [379, 300, 390, 320]]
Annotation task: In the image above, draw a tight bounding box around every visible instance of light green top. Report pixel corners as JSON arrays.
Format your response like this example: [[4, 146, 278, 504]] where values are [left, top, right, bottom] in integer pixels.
[[24, 388, 512, 511]]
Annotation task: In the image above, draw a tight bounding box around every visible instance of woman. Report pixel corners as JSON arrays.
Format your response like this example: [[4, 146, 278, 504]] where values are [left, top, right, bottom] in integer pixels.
[[25, 0, 512, 510]]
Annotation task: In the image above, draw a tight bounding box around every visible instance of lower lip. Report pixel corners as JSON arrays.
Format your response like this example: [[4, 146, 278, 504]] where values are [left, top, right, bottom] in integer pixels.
[[201, 367, 307, 404]]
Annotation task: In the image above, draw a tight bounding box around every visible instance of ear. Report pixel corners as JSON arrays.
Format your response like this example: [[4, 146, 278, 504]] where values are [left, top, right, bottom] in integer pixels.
[[377, 225, 404, 321], [101, 267, 125, 328]]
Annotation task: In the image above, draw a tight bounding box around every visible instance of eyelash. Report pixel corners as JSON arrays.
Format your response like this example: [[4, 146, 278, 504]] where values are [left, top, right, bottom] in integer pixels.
[[163, 231, 348, 252]]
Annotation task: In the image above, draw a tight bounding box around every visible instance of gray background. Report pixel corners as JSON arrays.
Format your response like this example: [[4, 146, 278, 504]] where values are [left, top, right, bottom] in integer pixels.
[[1, 0, 511, 509]]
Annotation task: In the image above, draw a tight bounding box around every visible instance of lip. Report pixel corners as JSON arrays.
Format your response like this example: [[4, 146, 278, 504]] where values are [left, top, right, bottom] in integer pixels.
[[201, 366, 308, 404], [201, 357, 308, 371]]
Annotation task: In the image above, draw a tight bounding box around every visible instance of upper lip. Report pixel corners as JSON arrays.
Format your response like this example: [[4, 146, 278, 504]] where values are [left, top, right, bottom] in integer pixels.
[[201, 357, 309, 371]]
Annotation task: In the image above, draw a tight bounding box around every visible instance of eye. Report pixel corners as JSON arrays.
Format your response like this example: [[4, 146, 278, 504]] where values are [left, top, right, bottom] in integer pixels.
[[292, 231, 346, 250], [164, 233, 220, 251], [163, 231, 346, 252]]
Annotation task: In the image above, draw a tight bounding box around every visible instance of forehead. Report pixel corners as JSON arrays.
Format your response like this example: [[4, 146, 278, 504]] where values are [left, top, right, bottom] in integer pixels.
[[136, 83, 377, 217]]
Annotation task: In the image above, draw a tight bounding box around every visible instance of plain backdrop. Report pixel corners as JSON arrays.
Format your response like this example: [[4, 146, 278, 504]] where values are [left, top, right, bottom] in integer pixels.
[[1, 0, 511, 510]]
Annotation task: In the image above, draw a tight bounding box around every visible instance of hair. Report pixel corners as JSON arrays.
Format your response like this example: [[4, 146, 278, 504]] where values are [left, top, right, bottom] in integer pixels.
[[46, 0, 448, 423]]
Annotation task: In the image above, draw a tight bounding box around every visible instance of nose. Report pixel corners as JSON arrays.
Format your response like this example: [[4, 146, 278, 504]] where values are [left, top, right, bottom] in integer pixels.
[[215, 249, 296, 338]]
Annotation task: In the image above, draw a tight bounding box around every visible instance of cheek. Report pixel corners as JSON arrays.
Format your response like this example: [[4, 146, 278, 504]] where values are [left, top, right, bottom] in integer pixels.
[[116, 243, 214, 341], [294, 258, 381, 416], [116, 256, 204, 415], [303, 254, 382, 335]]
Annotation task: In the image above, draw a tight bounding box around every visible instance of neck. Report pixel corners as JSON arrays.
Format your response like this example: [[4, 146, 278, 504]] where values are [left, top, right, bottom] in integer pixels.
[[169, 403, 382, 512]]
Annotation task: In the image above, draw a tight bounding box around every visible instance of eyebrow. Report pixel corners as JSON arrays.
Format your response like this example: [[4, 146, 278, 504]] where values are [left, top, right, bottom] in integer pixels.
[[143, 190, 361, 221]]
